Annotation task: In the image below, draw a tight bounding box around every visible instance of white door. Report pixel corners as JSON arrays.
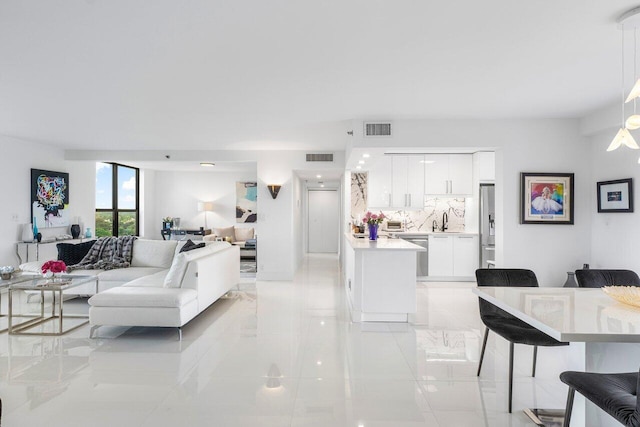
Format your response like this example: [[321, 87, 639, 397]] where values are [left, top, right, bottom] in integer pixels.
[[308, 190, 339, 253]]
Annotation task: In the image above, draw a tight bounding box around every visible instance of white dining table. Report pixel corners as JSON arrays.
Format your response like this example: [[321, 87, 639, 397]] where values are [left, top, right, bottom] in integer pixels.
[[473, 286, 640, 427]]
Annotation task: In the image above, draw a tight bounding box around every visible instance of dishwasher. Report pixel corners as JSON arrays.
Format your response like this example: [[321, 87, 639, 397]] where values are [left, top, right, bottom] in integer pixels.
[[401, 236, 429, 280]]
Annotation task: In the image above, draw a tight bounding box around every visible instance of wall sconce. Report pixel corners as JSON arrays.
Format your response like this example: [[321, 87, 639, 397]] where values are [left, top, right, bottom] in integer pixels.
[[197, 201, 215, 229], [267, 185, 281, 199]]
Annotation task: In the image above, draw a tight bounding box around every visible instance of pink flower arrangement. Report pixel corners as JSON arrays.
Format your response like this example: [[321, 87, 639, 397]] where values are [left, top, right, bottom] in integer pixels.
[[362, 211, 386, 225], [41, 260, 67, 274]]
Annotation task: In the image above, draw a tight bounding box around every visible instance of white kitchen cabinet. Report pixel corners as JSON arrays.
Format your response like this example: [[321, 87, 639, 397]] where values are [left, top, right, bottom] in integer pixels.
[[452, 235, 479, 277], [366, 155, 392, 208], [428, 235, 453, 276], [424, 154, 449, 194], [424, 154, 473, 195], [475, 151, 495, 182], [391, 155, 424, 209], [428, 234, 478, 278]]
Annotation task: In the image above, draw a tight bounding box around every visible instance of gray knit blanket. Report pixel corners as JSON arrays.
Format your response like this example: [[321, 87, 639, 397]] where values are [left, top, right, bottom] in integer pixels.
[[68, 236, 137, 271]]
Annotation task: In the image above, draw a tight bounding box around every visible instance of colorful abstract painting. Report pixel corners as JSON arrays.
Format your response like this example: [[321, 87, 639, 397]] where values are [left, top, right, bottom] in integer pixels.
[[521, 173, 573, 224], [31, 169, 70, 228], [236, 182, 257, 223]]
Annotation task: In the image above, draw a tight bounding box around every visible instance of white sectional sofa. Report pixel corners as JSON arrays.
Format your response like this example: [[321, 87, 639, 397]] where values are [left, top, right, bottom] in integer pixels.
[[20, 238, 240, 339], [88, 241, 240, 339]]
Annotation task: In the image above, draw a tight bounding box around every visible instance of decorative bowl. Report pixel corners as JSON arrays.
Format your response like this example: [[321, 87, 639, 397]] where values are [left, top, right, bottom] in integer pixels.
[[602, 286, 640, 308], [0, 266, 15, 280]]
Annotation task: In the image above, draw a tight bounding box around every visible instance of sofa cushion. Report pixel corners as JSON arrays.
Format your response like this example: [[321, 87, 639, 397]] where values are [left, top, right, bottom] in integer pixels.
[[164, 242, 232, 288], [164, 253, 189, 289], [122, 270, 168, 288], [57, 240, 96, 265], [96, 267, 165, 283], [234, 227, 254, 241], [88, 287, 197, 308], [131, 240, 177, 268], [213, 226, 235, 242]]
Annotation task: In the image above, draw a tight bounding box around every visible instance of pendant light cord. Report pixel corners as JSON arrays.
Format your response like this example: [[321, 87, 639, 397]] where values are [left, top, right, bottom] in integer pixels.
[[622, 27, 626, 126], [635, 28, 638, 114]]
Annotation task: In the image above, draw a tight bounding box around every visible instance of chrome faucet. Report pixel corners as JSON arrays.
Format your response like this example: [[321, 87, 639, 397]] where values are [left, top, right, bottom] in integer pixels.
[[441, 212, 449, 232], [432, 219, 438, 232]]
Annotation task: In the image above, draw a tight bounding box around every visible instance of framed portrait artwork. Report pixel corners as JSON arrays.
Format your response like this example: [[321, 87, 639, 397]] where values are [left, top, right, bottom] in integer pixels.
[[520, 172, 574, 225], [597, 178, 633, 213]]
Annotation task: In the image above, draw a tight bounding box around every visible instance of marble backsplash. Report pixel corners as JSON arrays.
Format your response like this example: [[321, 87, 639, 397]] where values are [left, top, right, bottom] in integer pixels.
[[351, 172, 465, 232]]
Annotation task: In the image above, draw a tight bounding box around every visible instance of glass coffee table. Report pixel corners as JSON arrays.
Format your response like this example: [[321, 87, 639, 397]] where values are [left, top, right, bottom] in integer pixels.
[[0, 272, 46, 333], [8, 274, 98, 336]]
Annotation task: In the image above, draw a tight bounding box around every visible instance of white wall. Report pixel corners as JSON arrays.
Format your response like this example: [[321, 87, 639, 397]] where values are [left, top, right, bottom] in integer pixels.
[[349, 119, 592, 286], [589, 129, 640, 270], [140, 168, 157, 239], [292, 174, 303, 272], [151, 169, 258, 240], [0, 135, 95, 266]]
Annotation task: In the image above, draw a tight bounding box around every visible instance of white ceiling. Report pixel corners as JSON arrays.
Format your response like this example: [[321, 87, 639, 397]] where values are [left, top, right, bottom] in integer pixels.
[[0, 1, 635, 151]]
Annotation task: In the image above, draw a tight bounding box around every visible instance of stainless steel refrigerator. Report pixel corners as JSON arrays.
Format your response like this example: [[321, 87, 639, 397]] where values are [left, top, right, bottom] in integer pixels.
[[479, 184, 495, 268]]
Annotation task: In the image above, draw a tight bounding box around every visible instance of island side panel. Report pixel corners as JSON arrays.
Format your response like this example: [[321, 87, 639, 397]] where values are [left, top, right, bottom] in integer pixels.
[[358, 250, 417, 322]]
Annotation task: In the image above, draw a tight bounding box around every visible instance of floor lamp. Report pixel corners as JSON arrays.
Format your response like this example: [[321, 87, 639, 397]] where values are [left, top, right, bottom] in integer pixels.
[[197, 201, 214, 229]]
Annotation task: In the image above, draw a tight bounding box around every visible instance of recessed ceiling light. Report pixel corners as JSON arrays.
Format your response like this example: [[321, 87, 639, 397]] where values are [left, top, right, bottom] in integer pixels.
[[362, 153, 370, 158], [316, 174, 322, 178], [420, 160, 435, 164], [358, 160, 365, 164], [356, 166, 362, 169], [200, 162, 215, 167]]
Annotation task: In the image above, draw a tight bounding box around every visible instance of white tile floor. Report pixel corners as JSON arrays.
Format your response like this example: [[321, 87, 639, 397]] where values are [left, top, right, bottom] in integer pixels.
[[0, 254, 577, 426]]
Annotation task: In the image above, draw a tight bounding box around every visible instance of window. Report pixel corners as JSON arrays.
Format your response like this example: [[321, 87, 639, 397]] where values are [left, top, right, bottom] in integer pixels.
[[95, 163, 139, 237]]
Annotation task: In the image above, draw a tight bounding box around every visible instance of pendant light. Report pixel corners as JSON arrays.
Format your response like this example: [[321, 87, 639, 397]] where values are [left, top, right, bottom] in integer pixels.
[[609, 8, 640, 151]]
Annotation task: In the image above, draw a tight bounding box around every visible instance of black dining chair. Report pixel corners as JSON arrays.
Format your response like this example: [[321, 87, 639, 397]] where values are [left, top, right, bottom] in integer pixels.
[[560, 368, 640, 427], [476, 268, 569, 413], [574, 269, 640, 288]]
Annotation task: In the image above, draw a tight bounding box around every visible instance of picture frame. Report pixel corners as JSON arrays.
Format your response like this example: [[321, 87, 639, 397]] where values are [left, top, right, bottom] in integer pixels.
[[31, 168, 70, 228], [520, 172, 574, 225], [597, 178, 633, 213], [236, 181, 257, 223]]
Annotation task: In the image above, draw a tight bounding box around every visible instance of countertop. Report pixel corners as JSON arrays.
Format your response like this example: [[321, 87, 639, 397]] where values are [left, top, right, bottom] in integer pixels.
[[345, 233, 427, 251], [387, 231, 479, 238], [473, 286, 640, 343]]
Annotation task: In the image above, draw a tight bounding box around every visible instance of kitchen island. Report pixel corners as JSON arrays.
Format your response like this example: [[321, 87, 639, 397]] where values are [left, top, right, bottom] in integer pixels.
[[344, 234, 426, 322]]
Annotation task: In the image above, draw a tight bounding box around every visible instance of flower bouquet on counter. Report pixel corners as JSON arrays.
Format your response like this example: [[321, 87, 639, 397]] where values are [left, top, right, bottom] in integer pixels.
[[362, 211, 385, 241], [41, 260, 67, 279], [362, 211, 386, 225]]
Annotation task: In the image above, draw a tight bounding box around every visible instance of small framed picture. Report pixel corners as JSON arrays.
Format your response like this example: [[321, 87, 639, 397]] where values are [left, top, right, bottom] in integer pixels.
[[597, 178, 633, 213], [520, 172, 574, 224]]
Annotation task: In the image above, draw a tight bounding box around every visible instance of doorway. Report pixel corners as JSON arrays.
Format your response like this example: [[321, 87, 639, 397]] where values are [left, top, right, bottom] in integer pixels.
[[308, 190, 339, 253]]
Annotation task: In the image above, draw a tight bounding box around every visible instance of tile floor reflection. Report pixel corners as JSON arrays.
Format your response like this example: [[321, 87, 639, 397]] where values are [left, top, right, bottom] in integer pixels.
[[0, 254, 573, 426]]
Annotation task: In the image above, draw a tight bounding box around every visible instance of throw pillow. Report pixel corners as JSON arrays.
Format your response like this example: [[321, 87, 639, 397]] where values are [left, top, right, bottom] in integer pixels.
[[213, 226, 235, 242], [164, 253, 188, 288], [234, 227, 254, 242], [57, 240, 96, 266], [179, 239, 205, 253]]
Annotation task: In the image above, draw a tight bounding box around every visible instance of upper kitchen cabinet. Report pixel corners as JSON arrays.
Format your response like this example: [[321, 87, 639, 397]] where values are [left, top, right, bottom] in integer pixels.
[[424, 154, 473, 196], [391, 155, 425, 209], [475, 151, 495, 182], [367, 155, 392, 208]]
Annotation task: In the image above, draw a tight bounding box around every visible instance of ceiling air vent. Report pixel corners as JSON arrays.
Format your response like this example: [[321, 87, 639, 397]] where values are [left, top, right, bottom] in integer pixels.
[[306, 153, 334, 162], [364, 122, 392, 137]]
